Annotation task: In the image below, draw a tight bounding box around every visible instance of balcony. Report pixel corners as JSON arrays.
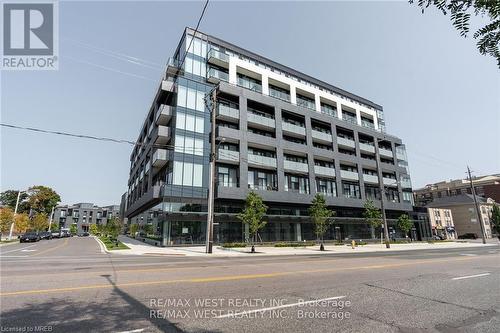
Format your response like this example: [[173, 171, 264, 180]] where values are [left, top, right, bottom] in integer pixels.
[[247, 113, 275, 130], [207, 67, 229, 83], [152, 149, 168, 167], [247, 154, 277, 169], [359, 142, 375, 154], [154, 125, 171, 145], [207, 49, 229, 67], [269, 88, 291, 102], [383, 178, 398, 186], [342, 114, 358, 125], [314, 165, 335, 178], [363, 174, 379, 184], [312, 130, 332, 143], [396, 150, 407, 161], [340, 170, 359, 181], [217, 149, 239, 164], [156, 105, 173, 125], [282, 122, 306, 137], [162, 78, 175, 92], [217, 104, 239, 121], [361, 119, 375, 130], [166, 57, 182, 76], [296, 96, 316, 110], [379, 148, 394, 158], [284, 160, 309, 173], [400, 177, 412, 189], [337, 136, 356, 149]]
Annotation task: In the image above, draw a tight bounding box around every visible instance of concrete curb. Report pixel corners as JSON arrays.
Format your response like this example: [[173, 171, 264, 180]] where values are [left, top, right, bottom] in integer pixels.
[[0, 240, 20, 247], [93, 236, 110, 254]]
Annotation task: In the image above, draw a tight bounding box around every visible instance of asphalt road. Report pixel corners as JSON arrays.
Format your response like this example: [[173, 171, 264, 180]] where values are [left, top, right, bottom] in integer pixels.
[[1, 237, 499, 333]]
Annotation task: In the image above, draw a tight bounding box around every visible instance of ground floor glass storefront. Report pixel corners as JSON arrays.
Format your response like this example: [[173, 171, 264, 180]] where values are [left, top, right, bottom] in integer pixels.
[[134, 215, 433, 246]]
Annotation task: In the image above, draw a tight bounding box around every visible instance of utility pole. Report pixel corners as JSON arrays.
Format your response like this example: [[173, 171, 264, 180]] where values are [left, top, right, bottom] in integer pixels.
[[206, 87, 218, 254], [8, 191, 23, 240], [467, 166, 487, 244], [375, 139, 390, 248], [48, 206, 55, 232]]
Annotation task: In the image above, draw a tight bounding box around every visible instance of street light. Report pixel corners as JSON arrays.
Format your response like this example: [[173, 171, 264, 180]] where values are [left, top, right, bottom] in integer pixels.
[[9, 190, 26, 240]]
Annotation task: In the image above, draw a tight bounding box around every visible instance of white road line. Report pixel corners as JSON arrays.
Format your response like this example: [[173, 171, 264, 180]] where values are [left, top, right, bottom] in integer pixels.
[[116, 328, 145, 333], [0, 244, 37, 254], [216, 296, 346, 319], [452, 273, 490, 280], [459, 253, 478, 256]]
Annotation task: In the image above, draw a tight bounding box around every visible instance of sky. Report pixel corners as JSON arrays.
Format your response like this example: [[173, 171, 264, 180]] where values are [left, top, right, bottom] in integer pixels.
[[1, 1, 499, 206]]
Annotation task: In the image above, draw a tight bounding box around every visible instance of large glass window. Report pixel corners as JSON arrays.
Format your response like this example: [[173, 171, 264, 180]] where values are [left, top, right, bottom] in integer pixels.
[[385, 188, 400, 203], [237, 73, 262, 93], [248, 169, 277, 191], [173, 161, 203, 187], [342, 181, 361, 199], [285, 174, 310, 194], [217, 165, 239, 188], [175, 135, 204, 156], [316, 178, 337, 197], [365, 186, 381, 200], [176, 112, 204, 134], [177, 85, 206, 112], [402, 191, 413, 204]]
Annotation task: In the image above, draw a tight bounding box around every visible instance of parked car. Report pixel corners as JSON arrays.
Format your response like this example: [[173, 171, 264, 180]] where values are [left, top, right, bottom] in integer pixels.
[[20, 232, 40, 243], [39, 231, 52, 240], [458, 233, 478, 239], [77, 232, 90, 237], [51, 231, 61, 238], [433, 235, 445, 240]]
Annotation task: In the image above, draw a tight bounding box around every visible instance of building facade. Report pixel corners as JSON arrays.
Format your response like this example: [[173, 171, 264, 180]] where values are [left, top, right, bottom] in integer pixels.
[[125, 28, 424, 246], [427, 208, 456, 239], [53, 203, 120, 233], [414, 174, 500, 207], [426, 195, 494, 238]]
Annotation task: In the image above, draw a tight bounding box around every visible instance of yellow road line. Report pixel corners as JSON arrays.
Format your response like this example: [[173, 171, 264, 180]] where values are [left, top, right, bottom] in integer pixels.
[[0, 256, 481, 297], [31, 239, 68, 257]]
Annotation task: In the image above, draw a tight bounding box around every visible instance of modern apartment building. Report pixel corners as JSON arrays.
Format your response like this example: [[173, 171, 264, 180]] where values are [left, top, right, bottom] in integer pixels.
[[426, 195, 494, 238], [414, 174, 500, 206], [427, 207, 456, 239], [125, 28, 421, 246], [53, 203, 120, 233]]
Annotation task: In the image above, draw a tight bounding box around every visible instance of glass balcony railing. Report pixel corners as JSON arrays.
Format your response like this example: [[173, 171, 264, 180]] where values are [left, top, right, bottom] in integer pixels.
[[342, 114, 358, 125], [284, 160, 309, 173], [296, 97, 316, 110], [207, 67, 229, 83], [379, 147, 394, 158], [282, 122, 306, 136], [340, 170, 359, 181], [247, 112, 275, 128], [247, 154, 277, 168], [217, 103, 239, 119], [311, 129, 332, 142], [269, 88, 291, 102], [359, 142, 375, 153], [361, 119, 375, 129], [337, 136, 356, 148], [363, 174, 379, 184], [207, 49, 229, 64], [314, 165, 336, 177]]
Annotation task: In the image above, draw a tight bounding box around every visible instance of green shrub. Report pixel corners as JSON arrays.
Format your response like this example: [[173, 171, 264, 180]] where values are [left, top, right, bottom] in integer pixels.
[[222, 242, 247, 248], [99, 236, 129, 250]]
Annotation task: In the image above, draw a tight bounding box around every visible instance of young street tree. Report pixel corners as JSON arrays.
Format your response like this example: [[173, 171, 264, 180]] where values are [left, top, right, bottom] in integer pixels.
[[0, 207, 14, 236], [70, 224, 78, 235], [14, 213, 30, 234], [363, 200, 383, 240], [129, 223, 139, 236], [106, 217, 122, 240], [30, 213, 49, 231], [491, 204, 500, 237], [397, 214, 413, 239], [237, 191, 268, 253], [89, 224, 98, 235], [27, 186, 61, 216], [410, 0, 500, 67], [309, 194, 334, 251]]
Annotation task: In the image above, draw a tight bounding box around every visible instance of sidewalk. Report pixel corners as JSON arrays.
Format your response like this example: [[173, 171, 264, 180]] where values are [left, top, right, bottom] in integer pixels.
[[115, 236, 499, 257]]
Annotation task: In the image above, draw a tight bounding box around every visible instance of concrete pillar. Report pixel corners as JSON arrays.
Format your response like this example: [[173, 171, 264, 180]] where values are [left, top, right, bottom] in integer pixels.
[[261, 75, 269, 96], [290, 85, 297, 105], [315, 94, 321, 113], [229, 58, 237, 85]]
